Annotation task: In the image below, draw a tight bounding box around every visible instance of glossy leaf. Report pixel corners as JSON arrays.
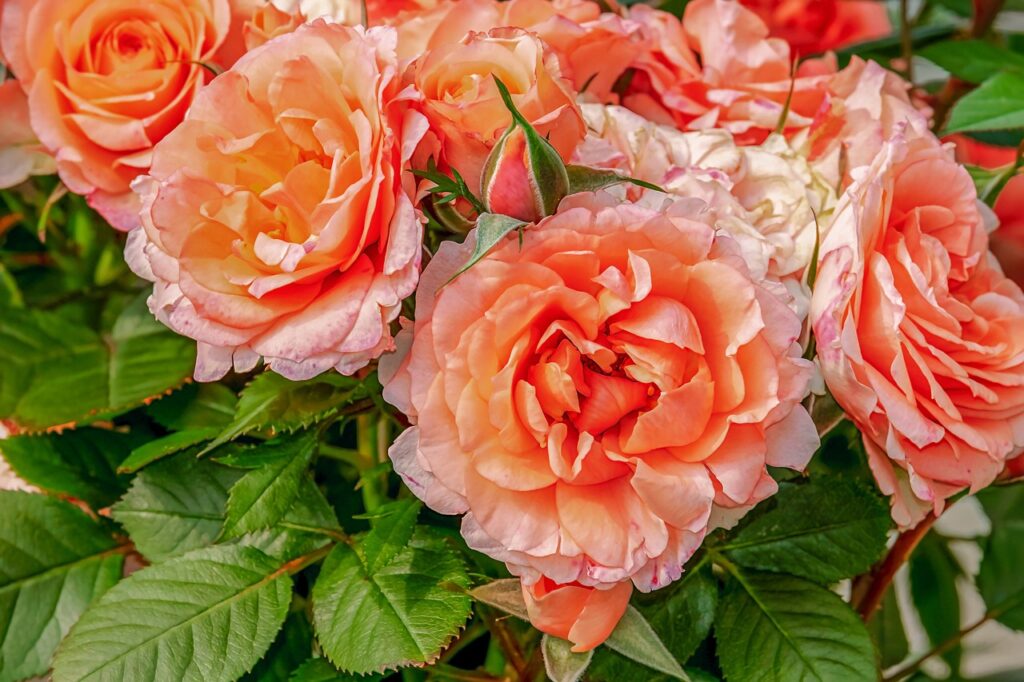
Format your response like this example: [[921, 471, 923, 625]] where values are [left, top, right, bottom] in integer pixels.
[[946, 71, 1024, 133], [0, 427, 140, 507], [312, 527, 471, 674], [715, 570, 876, 682], [221, 433, 317, 540], [920, 40, 1024, 84], [720, 479, 890, 584], [0, 492, 124, 682], [52, 544, 293, 682], [0, 295, 194, 430]]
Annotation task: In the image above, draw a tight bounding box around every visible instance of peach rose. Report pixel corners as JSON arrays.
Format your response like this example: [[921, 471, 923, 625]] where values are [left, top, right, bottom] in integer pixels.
[[0, 79, 55, 189], [803, 57, 926, 188], [0, 0, 241, 229], [576, 104, 836, 318], [243, 0, 430, 49], [522, 578, 632, 652], [811, 120, 1024, 527], [623, 0, 835, 146], [393, 0, 640, 102], [413, 27, 584, 194], [382, 192, 818, 590], [739, 0, 891, 55], [126, 22, 428, 381]]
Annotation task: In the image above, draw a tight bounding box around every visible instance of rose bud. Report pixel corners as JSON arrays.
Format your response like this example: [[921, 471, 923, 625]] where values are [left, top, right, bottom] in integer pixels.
[[522, 578, 633, 652], [480, 79, 570, 223]]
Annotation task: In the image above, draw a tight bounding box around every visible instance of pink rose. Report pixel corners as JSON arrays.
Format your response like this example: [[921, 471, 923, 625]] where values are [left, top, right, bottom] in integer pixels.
[[127, 22, 428, 381], [0, 79, 55, 189], [623, 0, 835, 145], [811, 120, 1024, 527], [522, 578, 632, 652], [382, 192, 817, 591], [0, 0, 241, 229], [739, 0, 891, 55]]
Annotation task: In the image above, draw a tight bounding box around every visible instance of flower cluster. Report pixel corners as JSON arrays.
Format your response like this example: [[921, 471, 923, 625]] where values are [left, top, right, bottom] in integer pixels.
[[3, 0, 1023, 655]]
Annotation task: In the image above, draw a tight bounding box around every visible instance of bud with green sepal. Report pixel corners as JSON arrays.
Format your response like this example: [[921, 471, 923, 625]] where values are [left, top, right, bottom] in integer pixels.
[[480, 77, 571, 223]]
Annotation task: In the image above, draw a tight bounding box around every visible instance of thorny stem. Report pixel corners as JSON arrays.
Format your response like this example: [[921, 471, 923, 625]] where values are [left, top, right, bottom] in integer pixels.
[[853, 512, 938, 620], [883, 611, 996, 681]]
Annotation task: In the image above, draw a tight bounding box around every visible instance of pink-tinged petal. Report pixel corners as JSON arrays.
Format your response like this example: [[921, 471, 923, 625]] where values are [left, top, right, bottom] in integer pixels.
[[764, 407, 819, 469], [390, 427, 468, 516]]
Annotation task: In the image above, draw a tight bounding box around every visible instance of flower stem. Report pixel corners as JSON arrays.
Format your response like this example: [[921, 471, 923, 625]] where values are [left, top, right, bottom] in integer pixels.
[[853, 512, 938, 621], [883, 611, 995, 681]]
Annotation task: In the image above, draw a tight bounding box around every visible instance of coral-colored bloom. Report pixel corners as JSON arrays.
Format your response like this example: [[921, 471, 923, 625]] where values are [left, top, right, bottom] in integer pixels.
[[804, 57, 926, 188], [0, 79, 55, 189], [811, 120, 1024, 527], [393, 0, 640, 102], [623, 0, 835, 145], [127, 22, 427, 381], [382, 192, 817, 590], [739, 0, 891, 55], [413, 27, 583, 194], [0, 0, 239, 229], [522, 578, 632, 652]]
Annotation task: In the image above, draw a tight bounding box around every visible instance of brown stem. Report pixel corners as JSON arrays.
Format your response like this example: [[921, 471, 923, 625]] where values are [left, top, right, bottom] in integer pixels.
[[931, 0, 1007, 132], [900, 0, 914, 83], [479, 608, 528, 679], [883, 611, 994, 681], [854, 512, 938, 621]]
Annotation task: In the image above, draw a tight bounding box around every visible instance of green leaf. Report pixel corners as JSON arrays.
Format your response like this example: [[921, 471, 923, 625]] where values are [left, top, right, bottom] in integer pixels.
[[0, 295, 195, 430], [112, 454, 241, 562], [244, 611, 313, 682], [978, 522, 1024, 630], [967, 164, 1020, 207], [52, 544, 294, 682], [565, 165, 663, 195], [719, 479, 891, 584], [0, 492, 124, 682], [446, 213, 527, 284], [118, 427, 221, 474], [312, 527, 472, 674], [946, 72, 1024, 133], [920, 40, 1024, 84], [221, 433, 317, 540], [543, 635, 593, 682], [909, 534, 963, 672], [147, 382, 237, 431], [113, 454, 339, 563], [867, 587, 909, 669], [604, 606, 689, 681], [591, 563, 716, 681], [289, 658, 378, 682], [361, 499, 421, 572], [202, 372, 371, 454], [0, 427, 141, 508], [715, 570, 876, 682], [977, 483, 1024, 527]]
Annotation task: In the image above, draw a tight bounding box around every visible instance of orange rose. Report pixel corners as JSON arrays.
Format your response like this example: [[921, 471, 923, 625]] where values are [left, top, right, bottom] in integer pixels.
[[413, 27, 584, 193], [623, 0, 835, 146], [382, 192, 817, 590], [739, 0, 891, 55], [0, 0, 246, 229], [811, 120, 1024, 527], [0, 79, 55, 189], [522, 578, 632, 652], [127, 22, 428, 381]]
